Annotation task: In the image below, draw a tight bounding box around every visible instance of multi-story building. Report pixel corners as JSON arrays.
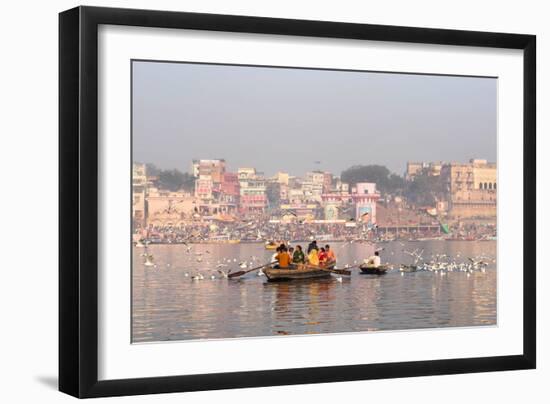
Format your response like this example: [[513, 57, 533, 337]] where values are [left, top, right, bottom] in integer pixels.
[[275, 171, 289, 186], [406, 161, 444, 181], [288, 188, 306, 204], [238, 168, 267, 213], [195, 177, 214, 201], [301, 181, 324, 203], [321, 182, 380, 223], [352, 183, 380, 224], [322, 172, 333, 192], [220, 172, 240, 196], [132, 163, 147, 228], [216, 172, 240, 215], [192, 159, 226, 183], [441, 159, 497, 219], [305, 171, 325, 186]]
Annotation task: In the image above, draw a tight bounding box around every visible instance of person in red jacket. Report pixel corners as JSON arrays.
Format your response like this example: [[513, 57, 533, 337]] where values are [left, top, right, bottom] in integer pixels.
[[318, 247, 328, 266]]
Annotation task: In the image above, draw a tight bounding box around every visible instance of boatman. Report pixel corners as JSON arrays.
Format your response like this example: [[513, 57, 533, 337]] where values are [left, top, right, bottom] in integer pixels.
[[365, 251, 381, 268], [307, 240, 318, 254]]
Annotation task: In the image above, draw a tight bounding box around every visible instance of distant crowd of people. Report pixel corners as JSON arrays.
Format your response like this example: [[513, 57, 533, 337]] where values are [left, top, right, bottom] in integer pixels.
[[272, 240, 336, 269]]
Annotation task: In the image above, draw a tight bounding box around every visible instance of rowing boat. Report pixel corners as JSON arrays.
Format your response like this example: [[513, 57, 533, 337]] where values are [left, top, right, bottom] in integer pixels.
[[264, 264, 335, 281], [264, 241, 278, 250], [399, 264, 418, 273], [359, 264, 390, 275]]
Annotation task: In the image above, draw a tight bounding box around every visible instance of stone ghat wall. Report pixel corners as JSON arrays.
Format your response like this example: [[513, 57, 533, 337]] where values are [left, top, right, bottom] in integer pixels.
[[448, 202, 497, 219]]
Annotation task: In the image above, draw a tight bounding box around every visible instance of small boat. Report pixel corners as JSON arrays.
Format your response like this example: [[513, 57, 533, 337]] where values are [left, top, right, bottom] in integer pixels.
[[359, 264, 390, 275], [399, 264, 418, 273], [264, 241, 278, 250], [264, 264, 334, 281]]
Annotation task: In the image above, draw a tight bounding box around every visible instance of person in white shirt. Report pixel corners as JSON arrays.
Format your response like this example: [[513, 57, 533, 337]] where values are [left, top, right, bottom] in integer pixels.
[[365, 251, 381, 268]]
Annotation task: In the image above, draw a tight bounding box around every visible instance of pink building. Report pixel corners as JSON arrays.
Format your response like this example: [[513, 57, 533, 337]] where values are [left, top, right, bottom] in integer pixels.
[[195, 178, 213, 200], [352, 183, 380, 224], [220, 172, 240, 196], [321, 182, 380, 223]]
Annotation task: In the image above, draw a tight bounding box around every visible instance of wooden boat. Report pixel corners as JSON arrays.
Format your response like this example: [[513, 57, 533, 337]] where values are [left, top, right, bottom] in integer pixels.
[[359, 264, 390, 275], [399, 264, 418, 273], [264, 264, 334, 281]]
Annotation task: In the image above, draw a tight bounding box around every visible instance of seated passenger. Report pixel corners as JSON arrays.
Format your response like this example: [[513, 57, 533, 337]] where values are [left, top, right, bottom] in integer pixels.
[[292, 245, 305, 264], [275, 246, 291, 269], [308, 248, 320, 266], [318, 247, 328, 266], [325, 244, 336, 266]]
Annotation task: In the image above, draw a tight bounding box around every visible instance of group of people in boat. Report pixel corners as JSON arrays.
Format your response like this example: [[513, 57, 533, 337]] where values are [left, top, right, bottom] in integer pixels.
[[272, 240, 336, 269]]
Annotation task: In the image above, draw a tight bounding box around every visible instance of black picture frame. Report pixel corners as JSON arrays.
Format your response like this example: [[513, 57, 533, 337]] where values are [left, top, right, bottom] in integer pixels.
[[59, 5, 536, 398]]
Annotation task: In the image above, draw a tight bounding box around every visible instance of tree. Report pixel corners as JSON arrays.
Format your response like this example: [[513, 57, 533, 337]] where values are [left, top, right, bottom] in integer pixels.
[[340, 165, 404, 194], [145, 164, 195, 192], [404, 169, 446, 206], [266, 182, 281, 209]]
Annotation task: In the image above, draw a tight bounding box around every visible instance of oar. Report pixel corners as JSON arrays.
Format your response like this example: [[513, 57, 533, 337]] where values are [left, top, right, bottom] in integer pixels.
[[327, 268, 352, 276], [228, 261, 276, 278]]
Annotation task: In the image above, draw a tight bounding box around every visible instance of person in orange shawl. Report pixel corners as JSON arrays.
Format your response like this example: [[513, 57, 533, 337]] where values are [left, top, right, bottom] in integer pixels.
[[325, 244, 336, 267], [274, 245, 291, 269]]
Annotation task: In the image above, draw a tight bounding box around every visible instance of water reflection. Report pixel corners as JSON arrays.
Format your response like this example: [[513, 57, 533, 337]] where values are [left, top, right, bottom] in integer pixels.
[[132, 240, 496, 342]]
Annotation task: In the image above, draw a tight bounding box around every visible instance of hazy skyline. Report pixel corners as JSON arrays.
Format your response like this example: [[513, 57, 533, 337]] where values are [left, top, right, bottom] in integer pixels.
[[132, 61, 497, 177]]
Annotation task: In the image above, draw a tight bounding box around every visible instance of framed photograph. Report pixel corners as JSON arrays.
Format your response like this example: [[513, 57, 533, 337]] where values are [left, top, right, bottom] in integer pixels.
[[59, 6, 536, 398]]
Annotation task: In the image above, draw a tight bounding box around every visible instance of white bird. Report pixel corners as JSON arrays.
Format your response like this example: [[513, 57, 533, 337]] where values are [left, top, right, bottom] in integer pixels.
[[184, 272, 189, 277], [239, 262, 248, 269], [191, 274, 204, 281], [210, 275, 216, 280], [144, 254, 154, 267], [335, 276, 343, 283], [196, 257, 203, 262]]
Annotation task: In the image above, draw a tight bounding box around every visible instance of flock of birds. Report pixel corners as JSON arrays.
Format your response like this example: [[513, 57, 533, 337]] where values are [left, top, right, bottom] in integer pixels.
[[140, 246, 266, 281], [392, 248, 494, 277], [139, 242, 495, 282]]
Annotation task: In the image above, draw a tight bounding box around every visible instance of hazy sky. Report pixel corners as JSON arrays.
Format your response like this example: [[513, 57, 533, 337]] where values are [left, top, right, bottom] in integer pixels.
[[132, 61, 496, 177]]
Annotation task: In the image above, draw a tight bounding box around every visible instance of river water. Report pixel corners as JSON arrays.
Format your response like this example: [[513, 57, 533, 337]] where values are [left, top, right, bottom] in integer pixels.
[[132, 240, 496, 342]]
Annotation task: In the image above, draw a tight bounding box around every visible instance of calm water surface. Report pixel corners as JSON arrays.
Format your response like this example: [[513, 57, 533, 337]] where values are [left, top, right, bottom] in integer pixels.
[[132, 240, 496, 342]]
